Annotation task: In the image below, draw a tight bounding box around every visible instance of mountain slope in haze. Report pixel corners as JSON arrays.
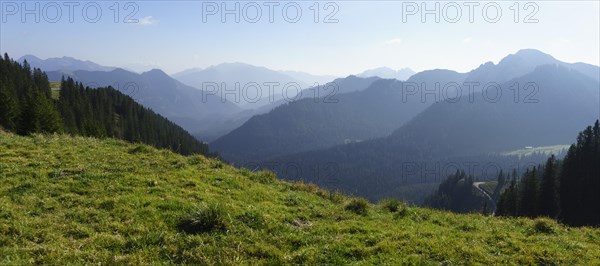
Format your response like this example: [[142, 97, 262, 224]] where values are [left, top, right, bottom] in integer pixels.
[[2, 131, 599, 264], [211, 71, 464, 164], [270, 65, 600, 202], [358, 67, 415, 80], [390, 65, 599, 156], [46, 68, 241, 140], [194, 75, 381, 142], [212, 76, 424, 162], [212, 49, 577, 164], [279, 70, 338, 85], [18, 55, 116, 72], [173, 63, 310, 109]]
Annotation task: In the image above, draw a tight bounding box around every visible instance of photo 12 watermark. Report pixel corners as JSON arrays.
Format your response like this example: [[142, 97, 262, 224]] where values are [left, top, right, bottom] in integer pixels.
[[399, 160, 543, 184], [84, 81, 140, 101], [400, 81, 540, 104], [201, 81, 339, 104], [1, 1, 141, 23], [401, 1, 539, 23], [201, 1, 339, 23]]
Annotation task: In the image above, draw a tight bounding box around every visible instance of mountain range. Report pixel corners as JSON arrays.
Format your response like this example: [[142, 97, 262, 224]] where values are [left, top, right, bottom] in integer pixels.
[[17, 50, 600, 201], [210, 70, 471, 163], [172, 63, 311, 109], [18, 55, 117, 72], [210, 49, 600, 203], [17, 56, 347, 141]]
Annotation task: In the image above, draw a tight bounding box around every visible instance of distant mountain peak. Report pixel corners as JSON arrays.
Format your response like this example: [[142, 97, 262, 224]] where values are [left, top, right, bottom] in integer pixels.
[[514, 48, 552, 56], [357, 67, 415, 80], [142, 68, 171, 79], [209, 62, 267, 71], [498, 49, 557, 66], [145, 68, 166, 73], [109, 68, 131, 74], [19, 54, 41, 60]]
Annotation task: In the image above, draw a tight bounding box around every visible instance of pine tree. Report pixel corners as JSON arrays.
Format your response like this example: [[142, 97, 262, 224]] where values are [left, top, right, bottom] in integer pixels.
[[518, 168, 539, 217], [559, 121, 600, 226], [0, 81, 19, 131], [497, 176, 519, 217], [538, 155, 558, 218], [493, 170, 505, 201]]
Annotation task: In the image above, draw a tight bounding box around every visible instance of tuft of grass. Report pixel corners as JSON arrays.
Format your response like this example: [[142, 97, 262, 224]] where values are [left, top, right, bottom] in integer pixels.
[[251, 170, 277, 184], [379, 198, 405, 213], [128, 145, 152, 154], [531, 218, 556, 234], [212, 161, 225, 169], [345, 198, 369, 215], [177, 204, 227, 234], [187, 155, 206, 165]]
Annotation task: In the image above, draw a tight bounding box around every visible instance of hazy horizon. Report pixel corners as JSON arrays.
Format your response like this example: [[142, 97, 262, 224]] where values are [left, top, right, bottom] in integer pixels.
[[9, 47, 600, 78], [2, 1, 598, 75]]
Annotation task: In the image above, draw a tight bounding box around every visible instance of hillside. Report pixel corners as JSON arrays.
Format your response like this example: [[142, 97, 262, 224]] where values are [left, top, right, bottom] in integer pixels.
[[45, 67, 241, 141], [0, 56, 208, 156], [1, 131, 600, 264]]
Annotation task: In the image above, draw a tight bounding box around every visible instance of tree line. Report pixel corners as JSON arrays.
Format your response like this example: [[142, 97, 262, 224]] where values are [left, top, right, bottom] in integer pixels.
[[496, 120, 600, 226], [424, 170, 488, 213], [0, 54, 209, 156]]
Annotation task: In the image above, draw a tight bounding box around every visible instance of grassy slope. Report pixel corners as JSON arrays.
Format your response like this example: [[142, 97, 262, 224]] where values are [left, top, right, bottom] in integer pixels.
[[1, 131, 599, 265]]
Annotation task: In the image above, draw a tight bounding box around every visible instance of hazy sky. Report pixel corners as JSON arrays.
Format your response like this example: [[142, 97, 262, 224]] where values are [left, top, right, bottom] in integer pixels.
[[1, 1, 599, 76]]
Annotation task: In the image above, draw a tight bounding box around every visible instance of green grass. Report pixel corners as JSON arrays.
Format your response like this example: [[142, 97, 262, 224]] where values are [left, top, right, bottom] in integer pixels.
[[1, 131, 599, 264]]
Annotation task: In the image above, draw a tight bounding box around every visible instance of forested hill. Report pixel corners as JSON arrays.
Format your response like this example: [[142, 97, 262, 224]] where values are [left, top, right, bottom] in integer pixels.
[[0, 54, 208, 155], [496, 120, 600, 227]]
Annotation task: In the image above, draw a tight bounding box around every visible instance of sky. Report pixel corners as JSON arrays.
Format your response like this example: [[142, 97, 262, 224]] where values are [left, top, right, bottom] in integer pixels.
[[1, 1, 599, 76]]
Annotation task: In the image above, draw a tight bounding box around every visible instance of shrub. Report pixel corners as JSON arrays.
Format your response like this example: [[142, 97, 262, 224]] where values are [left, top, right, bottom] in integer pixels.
[[282, 195, 301, 206], [187, 155, 206, 165], [99, 200, 115, 210], [128, 145, 151, 154], [393, 207, 409, 219], [251, 170, 277, 184], [532, 218, 556, 234], [345, 198, 369, 215], [213, 161, 225, 169], [177, 204, 227, 234], [333, 191, 346, 203], [379, 198, 404, 213], [239, 168, 252, 177]]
